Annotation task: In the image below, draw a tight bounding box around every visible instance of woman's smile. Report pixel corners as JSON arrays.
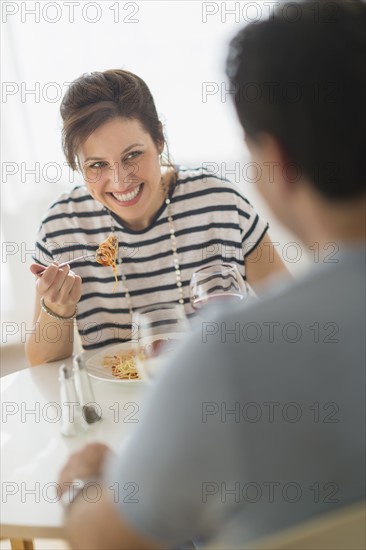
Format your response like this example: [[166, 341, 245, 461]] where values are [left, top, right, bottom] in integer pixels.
[[107, 182, 144, 206]]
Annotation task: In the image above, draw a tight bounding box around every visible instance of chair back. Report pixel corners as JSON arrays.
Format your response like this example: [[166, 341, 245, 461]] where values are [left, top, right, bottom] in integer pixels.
[[208, 501, 365, 550]]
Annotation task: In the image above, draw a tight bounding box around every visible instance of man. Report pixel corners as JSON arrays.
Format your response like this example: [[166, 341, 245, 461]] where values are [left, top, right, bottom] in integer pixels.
[[58, 1, 365, 548]]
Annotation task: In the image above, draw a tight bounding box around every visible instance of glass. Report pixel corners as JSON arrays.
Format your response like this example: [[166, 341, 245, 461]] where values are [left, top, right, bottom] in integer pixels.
[[132, 302, 189, 382], [190, 263, 247, 316], [58, 364, 88, 436]]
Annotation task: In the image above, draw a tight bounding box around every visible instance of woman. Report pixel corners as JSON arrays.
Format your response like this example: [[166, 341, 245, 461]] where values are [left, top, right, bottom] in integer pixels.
[[26, 69, 288, 365]]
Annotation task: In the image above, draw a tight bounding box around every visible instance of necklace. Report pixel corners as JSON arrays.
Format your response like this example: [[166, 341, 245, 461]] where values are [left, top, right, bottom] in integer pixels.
[[108, 175, 184, 322]]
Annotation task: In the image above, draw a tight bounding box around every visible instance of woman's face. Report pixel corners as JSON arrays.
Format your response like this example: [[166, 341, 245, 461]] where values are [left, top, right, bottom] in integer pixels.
[[78, 117, 164, 230]]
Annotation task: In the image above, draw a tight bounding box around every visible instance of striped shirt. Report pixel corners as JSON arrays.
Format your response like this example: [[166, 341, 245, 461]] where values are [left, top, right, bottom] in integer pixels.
[[34, 167, 268, 350]]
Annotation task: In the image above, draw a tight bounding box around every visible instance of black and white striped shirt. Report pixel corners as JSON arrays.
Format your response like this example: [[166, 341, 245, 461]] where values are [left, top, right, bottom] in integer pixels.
[[35, 167, 268, 350]]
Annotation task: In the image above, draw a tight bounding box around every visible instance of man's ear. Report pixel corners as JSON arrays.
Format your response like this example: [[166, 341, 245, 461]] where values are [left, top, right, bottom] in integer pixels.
[[247, 132, 297, 192]]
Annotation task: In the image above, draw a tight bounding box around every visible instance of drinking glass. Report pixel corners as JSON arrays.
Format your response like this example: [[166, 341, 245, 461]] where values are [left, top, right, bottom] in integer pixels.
[[190, 263, 247, 316], [132, 302, 189, 382]]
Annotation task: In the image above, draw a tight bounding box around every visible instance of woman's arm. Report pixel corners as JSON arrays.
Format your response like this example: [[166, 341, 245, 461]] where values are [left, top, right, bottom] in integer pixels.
[[245, 233, 292, 294], [25, 263, 82, 366]]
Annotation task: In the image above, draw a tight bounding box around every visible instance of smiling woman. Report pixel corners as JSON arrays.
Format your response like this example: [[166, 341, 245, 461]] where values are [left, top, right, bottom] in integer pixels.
[[25, 69, 288, 366], [79, 117, 169, 230]]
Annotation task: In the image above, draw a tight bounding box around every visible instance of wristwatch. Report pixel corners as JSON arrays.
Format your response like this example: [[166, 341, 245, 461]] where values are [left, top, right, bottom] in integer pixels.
[[60, 477, 101, 510]]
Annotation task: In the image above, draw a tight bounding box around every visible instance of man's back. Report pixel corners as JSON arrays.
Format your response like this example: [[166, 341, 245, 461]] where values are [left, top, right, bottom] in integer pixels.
[[110, 246, 365, 547], [204, 246, 365, 545]]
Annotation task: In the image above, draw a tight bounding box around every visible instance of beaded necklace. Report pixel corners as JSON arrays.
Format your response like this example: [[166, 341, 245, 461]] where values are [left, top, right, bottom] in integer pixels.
[[108, 173, 184, 321]]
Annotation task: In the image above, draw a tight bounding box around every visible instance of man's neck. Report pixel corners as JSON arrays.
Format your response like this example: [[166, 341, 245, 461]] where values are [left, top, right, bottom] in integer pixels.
[[295, 192, 366, 251]]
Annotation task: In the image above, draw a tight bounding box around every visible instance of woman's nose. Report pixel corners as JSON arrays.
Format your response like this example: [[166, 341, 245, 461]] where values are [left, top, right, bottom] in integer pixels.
[[109, 161, 139, 188]]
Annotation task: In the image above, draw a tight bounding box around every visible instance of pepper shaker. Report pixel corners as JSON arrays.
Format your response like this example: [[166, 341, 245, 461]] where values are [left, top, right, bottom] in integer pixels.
[[72, 354, 102, 424]]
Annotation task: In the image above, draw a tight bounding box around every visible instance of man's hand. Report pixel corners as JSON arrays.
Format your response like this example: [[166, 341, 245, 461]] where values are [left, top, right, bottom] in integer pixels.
[[58, 443, 165, 549], [58, 442, 111, 495]]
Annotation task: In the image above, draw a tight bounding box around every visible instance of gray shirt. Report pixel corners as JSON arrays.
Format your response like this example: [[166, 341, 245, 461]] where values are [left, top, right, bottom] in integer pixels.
[[106, 245, 365, 548]]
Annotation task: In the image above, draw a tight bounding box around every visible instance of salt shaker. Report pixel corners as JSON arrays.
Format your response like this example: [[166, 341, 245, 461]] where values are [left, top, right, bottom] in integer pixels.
[[72, 354, 102, 424], [59, 364, 87, 436]]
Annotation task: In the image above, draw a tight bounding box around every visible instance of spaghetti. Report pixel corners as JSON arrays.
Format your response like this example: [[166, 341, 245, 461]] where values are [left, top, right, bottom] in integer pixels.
[[103, 350, 139, 380], [96, 235, 119, 292]]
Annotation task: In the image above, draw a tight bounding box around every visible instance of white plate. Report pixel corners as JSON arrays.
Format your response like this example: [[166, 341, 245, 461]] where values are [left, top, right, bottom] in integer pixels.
[[86, 341, 143, 384], [86, 333, 185, 383]]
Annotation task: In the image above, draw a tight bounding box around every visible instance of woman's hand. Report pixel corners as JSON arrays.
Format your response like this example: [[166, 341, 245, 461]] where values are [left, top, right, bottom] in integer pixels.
[[26, 263, 82, 365], [30, 262, 82, 317]]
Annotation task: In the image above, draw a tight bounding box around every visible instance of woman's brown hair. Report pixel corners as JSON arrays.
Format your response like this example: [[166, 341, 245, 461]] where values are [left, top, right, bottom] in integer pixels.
[[60, 69, 169, 170]]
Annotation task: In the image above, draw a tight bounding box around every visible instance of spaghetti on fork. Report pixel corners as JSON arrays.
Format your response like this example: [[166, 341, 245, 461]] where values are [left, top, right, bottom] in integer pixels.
[[96, 235, 119, 292]]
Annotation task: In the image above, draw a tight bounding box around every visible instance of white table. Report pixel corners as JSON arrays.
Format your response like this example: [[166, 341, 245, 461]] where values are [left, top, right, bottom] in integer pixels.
[[0, 359, 149, 543]]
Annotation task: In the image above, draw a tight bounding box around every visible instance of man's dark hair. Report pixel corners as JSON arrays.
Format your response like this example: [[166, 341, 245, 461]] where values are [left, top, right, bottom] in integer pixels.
[[226, 0, 365, 200]]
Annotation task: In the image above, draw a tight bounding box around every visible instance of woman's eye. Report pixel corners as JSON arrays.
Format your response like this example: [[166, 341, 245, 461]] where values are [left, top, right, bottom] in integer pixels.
[[125, 151, 142, 161], [89, 162, 107, 169]]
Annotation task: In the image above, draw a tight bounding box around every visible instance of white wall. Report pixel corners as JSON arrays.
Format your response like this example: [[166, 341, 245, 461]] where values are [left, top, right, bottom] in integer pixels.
[[1, 1, 311, 346]]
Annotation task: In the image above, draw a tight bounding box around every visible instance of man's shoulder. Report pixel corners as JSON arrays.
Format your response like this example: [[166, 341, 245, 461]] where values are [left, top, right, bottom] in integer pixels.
[[245, 256, 362, 329], [195, 248, 365, 372]]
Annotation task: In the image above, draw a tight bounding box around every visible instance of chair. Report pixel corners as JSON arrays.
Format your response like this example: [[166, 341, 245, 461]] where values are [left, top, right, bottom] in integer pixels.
[[208, 501, 365, 550]]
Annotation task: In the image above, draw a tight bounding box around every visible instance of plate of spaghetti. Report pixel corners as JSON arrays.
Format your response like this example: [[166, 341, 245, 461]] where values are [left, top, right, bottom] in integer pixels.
[[86, 342, 143, 384]]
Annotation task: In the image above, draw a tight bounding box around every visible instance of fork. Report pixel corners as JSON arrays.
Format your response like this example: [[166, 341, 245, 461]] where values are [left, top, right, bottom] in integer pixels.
[[35, 254, 95, 275]]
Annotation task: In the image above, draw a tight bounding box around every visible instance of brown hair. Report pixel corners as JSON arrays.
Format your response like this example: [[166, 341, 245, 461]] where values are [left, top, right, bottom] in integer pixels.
[[60, 69, 168, 171]]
